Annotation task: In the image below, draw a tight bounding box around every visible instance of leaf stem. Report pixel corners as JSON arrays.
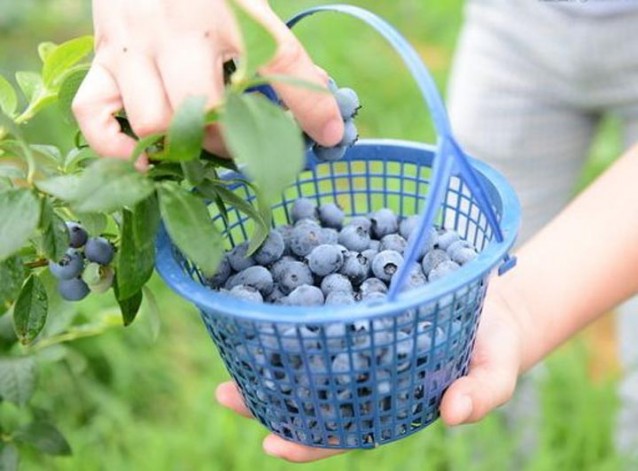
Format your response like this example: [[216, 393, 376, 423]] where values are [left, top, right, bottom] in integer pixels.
[[24, 259, 49, 269]]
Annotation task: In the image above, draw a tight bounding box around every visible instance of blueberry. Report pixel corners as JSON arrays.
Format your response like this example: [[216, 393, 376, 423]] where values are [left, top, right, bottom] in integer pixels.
[[290, 223, 322, 257], [320, 273, 353, 296], [421, 249, 451, 276], [313, 144, 347, 162], [359, 278, 388, 297], [379, 234, 408, 255], [370, 208, 398, 239], [408, 227, 438, 261], [275, 225, 295, 255], [451, 247, 478, 265], [282, 327, 320, 352], [65, 222, 88, 248], [325, 290, 356, 305], [437, 229, 461, 251], [332, 352, 367, 384], [229, 266, 274, 295], [319, 228, 339, 245], [279, 261, 314, 294], [58, 277, 90, 301], [428, 260, 461, 282], [416, 322, 446, 353], [361, 248, 378, 264], [398, 216, 420, 240], [307, 244, 344, 277], [287, 285, 325, 306], [270, 255, 297, 281], [227, 242, 256, 272], [347, 216, 372, 232], [368, 240, 381, 251], [254, 230, 285, 266], [290, 198, 317, 224], [335, 88, 361, 119], [339, 251, 371, 285], [325, 323, 347, 350], [84, 237, 114, 265], [371, 250, 404, 282], [229, 285, 263, 303], [340, 120, 358, 147], [49, 249, 84, 280], [446, 239, 473, 259], [206, 255, 231, 289], [400, 263, 427, 292], [361, 290, 387, 302], [265, 284, 286, 304], [318, 203, 345, 230], [338, 224, 371, 252]]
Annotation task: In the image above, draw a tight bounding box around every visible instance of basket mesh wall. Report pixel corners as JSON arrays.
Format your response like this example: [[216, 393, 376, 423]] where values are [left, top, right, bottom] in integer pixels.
[[173, 148, 500, 448]]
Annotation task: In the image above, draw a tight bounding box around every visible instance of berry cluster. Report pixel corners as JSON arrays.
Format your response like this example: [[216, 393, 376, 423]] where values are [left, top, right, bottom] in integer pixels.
[[307, 79, 361, 162], [48, 222, 115, 301], [207, 198, 478, 306]]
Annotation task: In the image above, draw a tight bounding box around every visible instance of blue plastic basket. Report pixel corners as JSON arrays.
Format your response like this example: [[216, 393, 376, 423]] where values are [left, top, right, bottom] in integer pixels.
[[155, 5, 520, 449]]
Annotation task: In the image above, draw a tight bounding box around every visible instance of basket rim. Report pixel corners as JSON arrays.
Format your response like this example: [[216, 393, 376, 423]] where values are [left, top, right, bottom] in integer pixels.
[[154, 138, 521, 324]]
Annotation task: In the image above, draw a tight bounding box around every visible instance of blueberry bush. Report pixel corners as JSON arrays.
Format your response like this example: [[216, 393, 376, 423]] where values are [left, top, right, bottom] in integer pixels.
[[0, 7, 359, 467]]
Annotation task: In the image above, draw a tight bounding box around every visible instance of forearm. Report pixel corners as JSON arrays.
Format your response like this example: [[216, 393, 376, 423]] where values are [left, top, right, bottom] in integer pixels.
[[492, 146, 638, 373]]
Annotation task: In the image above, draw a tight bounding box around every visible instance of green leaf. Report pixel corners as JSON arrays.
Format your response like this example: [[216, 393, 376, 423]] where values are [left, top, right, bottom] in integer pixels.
[[0, 189, 41, 262], [39, 199, 69, 262], [181, 159, 205, 186], [0, 443, 19, 471], [0, 74, 18, 117], [131, 133, 164, 162], [37, 159, 154, 213], [57, 66, 89, 122], [38, 42, 57, 63], [0, 255, 26, 316], [203, 182, 264, 227], [15, 72, 41, 103], [13, 275, 48, 345], [114, 285, 143, 327], [132, 193, 161, 248], [75, 212, 107, 236], [42, 36, 93, 88], [64, 147, 97, 172], [158, 182, 224, 277], [162, 96, 206, 162], [115, 207, 156, 300], [0, 356, 36, 406], [231, 1, 277, 79], [15, 421, 71, 456], [221, 92, 304, 203], [142, 286, 161, 342], [247, 195, 272, 255]]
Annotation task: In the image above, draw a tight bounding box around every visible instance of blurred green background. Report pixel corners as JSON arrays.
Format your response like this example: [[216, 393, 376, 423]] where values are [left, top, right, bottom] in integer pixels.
[[0, 1, 628, 469]]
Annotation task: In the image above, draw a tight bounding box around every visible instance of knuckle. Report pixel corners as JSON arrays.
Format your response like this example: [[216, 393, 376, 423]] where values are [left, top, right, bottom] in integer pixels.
[[266, 38, 306, 73]]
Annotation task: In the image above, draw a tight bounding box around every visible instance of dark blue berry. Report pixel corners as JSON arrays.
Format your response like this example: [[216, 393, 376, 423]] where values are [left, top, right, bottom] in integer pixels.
[[359, 277, 388, 297], [401, 263, 427, 292], [275, 225, 294, 255], [340, 120, 358, 147], [254, 230, 285, 266], [339, 251, 371, 285], [307, 244, 344, 277], [421, 249, 451, 275], [286, 285, 325, 306], [398, 216, 420, 240], [279, 261, 314, 294], [325, 290, 356, 305], [49, 249, 84, 280], [291, 198, 317, 223], [338, 224, 370, 252], [58, 277, 90, 301], [451, 246, 478, 265], [348, 216, 372, 232], [335, 88, 361, 119], [437, 229, 461, 251], [227, 242, 256, 272], [66, 222, 88, 248], [229, 285, 264, 303], [229, 266, 274, 295], [320, 273, 353, 296], [371, 250, 404, 282], [370, 208, 399, 239], [408, 227, 438, 260], [379, 234, 408, 255], [428, 260, 461, 281], [313, 144, 347, 162], [206, 255, 231, 289], [290, 223, 322, 257], [319, 228, 339, 245], [84, 237, 114, 265], [317, 203, 345, 230], [270, 255, 297, 281]]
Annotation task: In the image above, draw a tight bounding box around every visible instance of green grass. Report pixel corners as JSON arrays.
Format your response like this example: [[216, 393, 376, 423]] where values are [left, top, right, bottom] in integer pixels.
[[1, 1, 631, 469]]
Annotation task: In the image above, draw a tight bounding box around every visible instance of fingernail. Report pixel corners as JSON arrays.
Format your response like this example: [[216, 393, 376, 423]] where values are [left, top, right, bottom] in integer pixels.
[[455, 395, 474, 424], [322, 118, 344, 146]]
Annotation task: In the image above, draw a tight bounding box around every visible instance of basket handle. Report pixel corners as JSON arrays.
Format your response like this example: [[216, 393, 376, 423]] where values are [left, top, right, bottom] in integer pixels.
[[286, 5, 514, 300]]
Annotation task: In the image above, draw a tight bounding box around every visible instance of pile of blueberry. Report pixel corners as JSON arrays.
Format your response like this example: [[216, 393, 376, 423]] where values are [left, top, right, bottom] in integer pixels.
[[306, 78, 360, 162], [207, 198, 478, 306], [48, 222, 115, 301]]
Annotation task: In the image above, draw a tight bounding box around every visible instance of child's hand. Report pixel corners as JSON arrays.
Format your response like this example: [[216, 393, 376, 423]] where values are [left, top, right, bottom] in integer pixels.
[[215, 284, 526, 463], [73, 0, 344, 164]]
